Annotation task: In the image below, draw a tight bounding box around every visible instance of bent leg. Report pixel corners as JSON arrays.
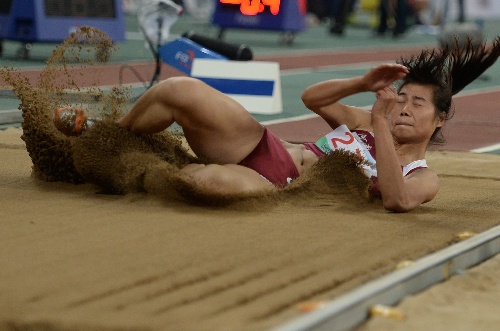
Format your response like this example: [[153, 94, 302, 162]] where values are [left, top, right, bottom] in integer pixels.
[[118, 77, 265, 164]]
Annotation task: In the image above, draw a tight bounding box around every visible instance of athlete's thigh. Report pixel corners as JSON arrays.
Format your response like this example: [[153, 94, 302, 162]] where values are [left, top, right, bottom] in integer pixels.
[[172, 78, 265, 164], [181, 163, 274, 194]]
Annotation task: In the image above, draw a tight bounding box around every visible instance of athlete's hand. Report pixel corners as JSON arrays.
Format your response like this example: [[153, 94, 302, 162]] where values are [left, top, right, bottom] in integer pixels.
[[371, 86, 400, 119], [362, 64, 409, 92]]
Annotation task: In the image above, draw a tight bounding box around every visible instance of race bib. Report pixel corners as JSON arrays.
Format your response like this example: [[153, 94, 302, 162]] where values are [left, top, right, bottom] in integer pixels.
[[315, 125, 377, 177]]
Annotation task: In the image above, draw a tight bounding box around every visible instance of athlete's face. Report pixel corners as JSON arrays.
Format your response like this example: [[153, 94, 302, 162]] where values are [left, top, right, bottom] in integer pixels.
[[390, 83, 444, 143]]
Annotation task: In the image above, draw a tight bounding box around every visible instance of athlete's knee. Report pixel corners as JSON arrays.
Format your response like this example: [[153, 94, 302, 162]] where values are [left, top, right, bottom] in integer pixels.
[[158, 77, 204, 104]]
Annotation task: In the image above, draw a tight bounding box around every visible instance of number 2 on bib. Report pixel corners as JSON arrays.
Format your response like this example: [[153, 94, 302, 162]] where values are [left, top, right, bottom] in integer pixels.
[[331, 132, 354, 148]]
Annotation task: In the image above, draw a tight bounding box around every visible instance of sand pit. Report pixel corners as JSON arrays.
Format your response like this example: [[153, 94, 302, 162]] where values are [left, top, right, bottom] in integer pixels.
[[1, 127, 499, 331]]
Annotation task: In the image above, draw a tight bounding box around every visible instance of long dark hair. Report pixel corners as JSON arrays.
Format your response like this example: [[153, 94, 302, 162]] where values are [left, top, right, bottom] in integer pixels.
[[397, 37, 500, 144]]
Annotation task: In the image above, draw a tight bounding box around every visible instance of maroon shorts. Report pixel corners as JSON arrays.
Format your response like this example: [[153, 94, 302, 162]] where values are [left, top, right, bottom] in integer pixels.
[[238, 128, 300, 187]]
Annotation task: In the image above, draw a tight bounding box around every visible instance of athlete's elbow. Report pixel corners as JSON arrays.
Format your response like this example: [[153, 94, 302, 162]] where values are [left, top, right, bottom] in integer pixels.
[[301, 90, 317, 110], [382, 196, 415, 213]]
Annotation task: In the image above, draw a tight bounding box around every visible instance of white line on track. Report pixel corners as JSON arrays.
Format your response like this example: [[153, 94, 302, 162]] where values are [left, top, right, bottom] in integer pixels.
[[280, 61, 385, 76], [471, 143, 500, 153]]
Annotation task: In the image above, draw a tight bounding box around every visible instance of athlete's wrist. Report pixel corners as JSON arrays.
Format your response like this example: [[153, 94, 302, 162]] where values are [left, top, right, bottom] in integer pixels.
[[371, 113, 390, 127]]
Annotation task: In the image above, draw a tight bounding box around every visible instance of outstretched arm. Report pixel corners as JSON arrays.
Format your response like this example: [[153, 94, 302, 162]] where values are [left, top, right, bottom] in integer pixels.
[[371, 87, 440, 212], [301, 64, 409, 130]]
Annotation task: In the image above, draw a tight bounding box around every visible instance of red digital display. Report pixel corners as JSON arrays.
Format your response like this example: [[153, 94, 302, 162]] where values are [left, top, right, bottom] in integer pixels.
[[219, 0, 281, 16]]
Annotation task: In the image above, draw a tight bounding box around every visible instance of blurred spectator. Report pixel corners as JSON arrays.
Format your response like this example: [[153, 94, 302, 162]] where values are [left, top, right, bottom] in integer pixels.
[[325, 0, 357, 36], [429, 0, 465, 25], [457, 0, 465, 23], [376, 0, 413, 38], [307, 0, 327, 23], [414, 0, 466, 35]]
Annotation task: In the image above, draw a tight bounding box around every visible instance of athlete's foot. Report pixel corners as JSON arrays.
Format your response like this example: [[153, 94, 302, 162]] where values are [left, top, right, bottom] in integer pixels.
[[53, 107, 90, 136]]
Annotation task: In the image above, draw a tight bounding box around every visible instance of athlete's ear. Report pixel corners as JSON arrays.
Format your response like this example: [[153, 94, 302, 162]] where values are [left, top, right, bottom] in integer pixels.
[[435, 111, 446, 128]]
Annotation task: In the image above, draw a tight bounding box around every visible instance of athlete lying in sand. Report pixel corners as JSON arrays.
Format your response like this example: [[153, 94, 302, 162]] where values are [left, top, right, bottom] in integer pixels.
[[54, 38, 500, 212]]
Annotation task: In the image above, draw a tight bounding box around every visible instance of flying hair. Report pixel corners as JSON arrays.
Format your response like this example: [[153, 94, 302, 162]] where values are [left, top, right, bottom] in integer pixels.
[[397, 36, 500, 95], [447, 36, 500, 95]]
